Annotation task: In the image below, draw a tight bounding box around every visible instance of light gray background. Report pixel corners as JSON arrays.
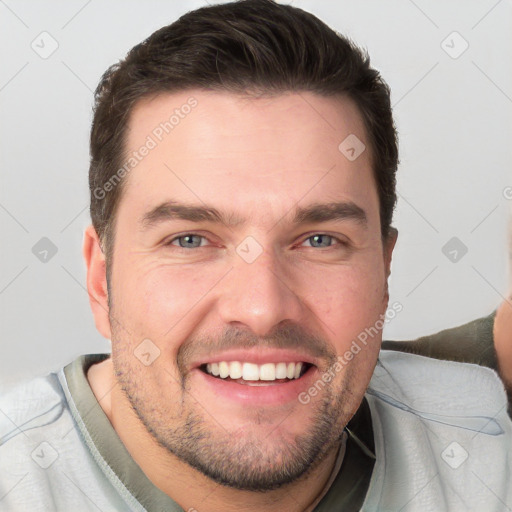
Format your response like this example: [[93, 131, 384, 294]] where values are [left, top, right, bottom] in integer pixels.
[[1, 0, 511, 386]]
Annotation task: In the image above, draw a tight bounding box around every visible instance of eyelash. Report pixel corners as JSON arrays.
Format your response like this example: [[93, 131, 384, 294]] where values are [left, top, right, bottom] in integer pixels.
[[164, 232, 348, 250]]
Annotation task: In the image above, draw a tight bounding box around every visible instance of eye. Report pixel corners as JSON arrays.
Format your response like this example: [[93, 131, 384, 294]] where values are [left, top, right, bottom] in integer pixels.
[[167, 234, 207, 249], [302, 234, 342, 248]]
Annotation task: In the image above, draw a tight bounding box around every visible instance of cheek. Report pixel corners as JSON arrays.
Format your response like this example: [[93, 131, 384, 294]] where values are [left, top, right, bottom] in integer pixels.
[[298, 261, 387, 340], [112, 258, 226, 340], [303, 264, 386, 410]]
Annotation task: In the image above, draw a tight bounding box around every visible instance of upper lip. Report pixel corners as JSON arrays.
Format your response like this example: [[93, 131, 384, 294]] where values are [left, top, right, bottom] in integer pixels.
[[190, 348, 319, 370]]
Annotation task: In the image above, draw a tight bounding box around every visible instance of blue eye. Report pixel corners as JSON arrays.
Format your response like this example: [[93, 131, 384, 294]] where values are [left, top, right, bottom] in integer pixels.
[[169, 234, 205, 248], [164, 233, 345, 251], [304, 234, 337, 248]]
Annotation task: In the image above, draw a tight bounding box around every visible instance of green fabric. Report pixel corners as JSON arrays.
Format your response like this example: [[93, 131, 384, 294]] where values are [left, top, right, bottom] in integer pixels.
[[382, 310, 497, 370]]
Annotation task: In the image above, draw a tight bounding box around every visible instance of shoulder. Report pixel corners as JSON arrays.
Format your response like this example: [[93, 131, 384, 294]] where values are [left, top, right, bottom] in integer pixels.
[[0, 356, 121, 511], [362, 351, 512, 511], [0, 371, 73, 510], [370, 349, 507, 416], [381, 312, 497, 369], [0, 372, 67, 447]]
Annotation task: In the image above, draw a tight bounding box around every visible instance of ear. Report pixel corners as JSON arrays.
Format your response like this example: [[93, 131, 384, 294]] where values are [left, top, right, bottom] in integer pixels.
[[383, 227, 398, 277], [83, 224, 112, 340], [382, 227, 398, 305]]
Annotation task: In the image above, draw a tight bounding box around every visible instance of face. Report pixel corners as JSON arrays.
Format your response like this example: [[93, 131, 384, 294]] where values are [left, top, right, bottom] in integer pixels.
[[105, 90, 394, 490]]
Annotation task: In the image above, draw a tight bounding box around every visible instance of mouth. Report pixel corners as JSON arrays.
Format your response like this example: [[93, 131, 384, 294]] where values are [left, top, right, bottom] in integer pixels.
[[190, 350, 320, 406], [200, 361, 314, 386]]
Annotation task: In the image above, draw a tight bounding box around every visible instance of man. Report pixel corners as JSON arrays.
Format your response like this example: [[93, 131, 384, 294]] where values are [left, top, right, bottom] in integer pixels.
[[1, 1, 510, 510]]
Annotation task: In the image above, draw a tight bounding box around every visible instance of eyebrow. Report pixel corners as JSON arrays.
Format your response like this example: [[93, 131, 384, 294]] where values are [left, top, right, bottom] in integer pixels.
[[139, 200, 368, 231]]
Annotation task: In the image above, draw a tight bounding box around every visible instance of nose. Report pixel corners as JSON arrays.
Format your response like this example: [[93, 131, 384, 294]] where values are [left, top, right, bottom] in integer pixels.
[[216, 246, 304, 337]]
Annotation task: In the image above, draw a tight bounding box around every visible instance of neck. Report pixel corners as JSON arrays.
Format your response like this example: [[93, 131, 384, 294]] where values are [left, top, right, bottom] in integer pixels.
[[87, 358, 340, 512]]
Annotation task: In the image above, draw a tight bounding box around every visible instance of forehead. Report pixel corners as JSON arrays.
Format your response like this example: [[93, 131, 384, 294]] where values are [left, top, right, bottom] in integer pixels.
[[118, 89, 378, 230], [127, 90, 369, 161]]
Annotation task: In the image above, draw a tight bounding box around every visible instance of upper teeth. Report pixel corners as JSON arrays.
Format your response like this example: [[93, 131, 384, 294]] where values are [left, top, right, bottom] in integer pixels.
[[205, 361, 304, 381]]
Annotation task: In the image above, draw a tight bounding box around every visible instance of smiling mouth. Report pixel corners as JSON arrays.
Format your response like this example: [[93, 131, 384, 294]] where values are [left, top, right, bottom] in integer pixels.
[[200, 361, 313, 385]]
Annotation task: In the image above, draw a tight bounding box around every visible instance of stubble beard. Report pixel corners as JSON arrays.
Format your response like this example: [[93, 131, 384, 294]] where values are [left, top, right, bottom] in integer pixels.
[[113, 347, 355, 491]]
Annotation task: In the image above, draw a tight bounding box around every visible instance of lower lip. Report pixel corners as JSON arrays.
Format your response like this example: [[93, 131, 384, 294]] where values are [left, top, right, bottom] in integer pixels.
[[193, 366, 318, 406]]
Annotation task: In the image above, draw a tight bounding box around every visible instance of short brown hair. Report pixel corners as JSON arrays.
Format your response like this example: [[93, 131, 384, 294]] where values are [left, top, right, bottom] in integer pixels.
[[89, 0, 399, 274]]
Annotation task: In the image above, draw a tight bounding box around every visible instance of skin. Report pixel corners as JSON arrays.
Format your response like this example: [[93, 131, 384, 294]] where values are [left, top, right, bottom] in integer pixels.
[[495, 298, 512, 393], [83, 89, 397, 512]]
